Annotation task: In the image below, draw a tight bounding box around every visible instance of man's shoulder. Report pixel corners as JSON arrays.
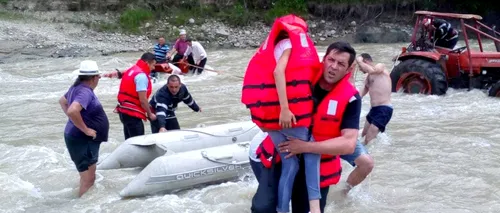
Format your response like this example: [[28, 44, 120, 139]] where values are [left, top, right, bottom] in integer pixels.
[[349, 92, 361, 103]]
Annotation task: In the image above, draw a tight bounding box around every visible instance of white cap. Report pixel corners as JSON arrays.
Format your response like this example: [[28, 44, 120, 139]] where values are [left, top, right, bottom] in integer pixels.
[[76, 60, 101, 75], [179, 29, 186, 35]]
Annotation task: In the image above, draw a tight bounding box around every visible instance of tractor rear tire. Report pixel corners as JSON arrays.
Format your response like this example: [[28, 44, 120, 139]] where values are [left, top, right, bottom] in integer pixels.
[[488, 81, 500, 97], [390, 59, 448, 95]]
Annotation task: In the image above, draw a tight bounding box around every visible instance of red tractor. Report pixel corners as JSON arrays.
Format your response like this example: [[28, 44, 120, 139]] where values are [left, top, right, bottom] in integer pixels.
[[390, 11, 500, 97]]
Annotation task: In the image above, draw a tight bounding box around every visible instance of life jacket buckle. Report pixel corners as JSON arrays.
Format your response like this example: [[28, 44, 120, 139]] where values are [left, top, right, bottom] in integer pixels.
[[255, 100, 262, 107], [290, 80, 297, 86], [260, 83, 266, 90], [290, 98, 299, 103]]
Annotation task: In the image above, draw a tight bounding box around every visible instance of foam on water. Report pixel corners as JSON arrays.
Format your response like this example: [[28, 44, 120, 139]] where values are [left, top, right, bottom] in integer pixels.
[[1, 42, 499, 212]]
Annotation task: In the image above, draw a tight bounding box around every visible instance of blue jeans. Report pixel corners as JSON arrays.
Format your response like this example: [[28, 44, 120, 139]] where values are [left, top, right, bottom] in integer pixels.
[[340, 139, 368, 167], [268, 127, 321, 212]]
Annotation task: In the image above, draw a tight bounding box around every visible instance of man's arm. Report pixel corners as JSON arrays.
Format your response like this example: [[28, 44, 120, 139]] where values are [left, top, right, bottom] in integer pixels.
[[181, 85, 200, 112], [279, 94, 362, 157], [135, 74, 155, 120], [356, 56, 385, 74], [274, 48, 292, 124], [360, 77, 369, 97], [152, 92, 172, 129], [59, 95, 68, 114]]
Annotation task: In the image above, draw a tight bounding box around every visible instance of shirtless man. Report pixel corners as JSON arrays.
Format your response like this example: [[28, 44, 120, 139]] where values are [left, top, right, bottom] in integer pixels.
[[356, 53, 393, 145]]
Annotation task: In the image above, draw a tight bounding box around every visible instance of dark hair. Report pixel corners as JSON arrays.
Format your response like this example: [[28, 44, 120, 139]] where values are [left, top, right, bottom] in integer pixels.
[[72, 75, 95, 87], [167, 74, 181, 83], [274, 30, 289, 45], [360, 53, 373, 62], [325, 41, 356, 66], [141, 52, 156, 63], [185, 38, 192, 42]]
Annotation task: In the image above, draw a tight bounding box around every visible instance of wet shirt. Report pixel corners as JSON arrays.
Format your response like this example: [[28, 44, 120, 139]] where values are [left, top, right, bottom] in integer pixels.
[[64, 84, 109, 142], [154, 43, 170, 63], [149, 84, 200, 128], [312, 83, 362, 130], [174, 39, 189, 55]]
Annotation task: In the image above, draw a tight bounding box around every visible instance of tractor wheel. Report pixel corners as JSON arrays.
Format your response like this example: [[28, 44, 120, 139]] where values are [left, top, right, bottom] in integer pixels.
[[390, 59, 448, 95], [488, 81, 500, 97]]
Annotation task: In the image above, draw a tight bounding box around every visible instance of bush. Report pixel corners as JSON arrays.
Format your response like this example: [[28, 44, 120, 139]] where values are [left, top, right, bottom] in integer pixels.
[[119, 8, 154, 33]]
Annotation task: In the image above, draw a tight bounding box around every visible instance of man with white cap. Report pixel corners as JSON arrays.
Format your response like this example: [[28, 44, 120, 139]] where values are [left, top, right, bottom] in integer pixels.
[[59, 60, 109, 197], [168, 29, 194, 66]]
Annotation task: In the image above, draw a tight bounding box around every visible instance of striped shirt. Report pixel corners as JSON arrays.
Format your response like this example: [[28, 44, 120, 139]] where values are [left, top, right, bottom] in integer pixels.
[[154, 43, 170, 63]]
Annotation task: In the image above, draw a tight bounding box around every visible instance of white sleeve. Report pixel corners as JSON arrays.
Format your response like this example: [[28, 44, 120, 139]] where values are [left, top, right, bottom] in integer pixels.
[[274, 39, 292, 62], [184, 46, 192, 56]]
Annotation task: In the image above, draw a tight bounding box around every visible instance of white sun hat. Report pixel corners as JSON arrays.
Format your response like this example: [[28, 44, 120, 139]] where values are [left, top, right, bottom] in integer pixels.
[[76, 60, 101, 75], [179, 29, 186, 35]]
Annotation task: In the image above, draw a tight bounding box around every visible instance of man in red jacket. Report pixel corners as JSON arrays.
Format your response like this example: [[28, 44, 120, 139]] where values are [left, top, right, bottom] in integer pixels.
[[250, 41, 363, 213], [115, 52, 157, 140]]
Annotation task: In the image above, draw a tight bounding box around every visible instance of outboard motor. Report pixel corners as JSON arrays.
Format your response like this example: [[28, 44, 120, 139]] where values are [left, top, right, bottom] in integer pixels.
[[493, 25, 500, 52]]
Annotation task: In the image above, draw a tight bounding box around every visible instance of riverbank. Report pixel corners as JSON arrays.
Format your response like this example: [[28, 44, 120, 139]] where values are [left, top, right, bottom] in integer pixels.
[[0, 9, 413, 61]]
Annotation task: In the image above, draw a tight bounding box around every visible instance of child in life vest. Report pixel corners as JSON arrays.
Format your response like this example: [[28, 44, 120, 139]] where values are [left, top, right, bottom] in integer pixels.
[[269, 30, 321, 213]]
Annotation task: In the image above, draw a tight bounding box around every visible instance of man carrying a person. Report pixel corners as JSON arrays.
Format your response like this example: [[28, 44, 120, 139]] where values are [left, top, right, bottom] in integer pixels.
[[250, 41, 362, 213]]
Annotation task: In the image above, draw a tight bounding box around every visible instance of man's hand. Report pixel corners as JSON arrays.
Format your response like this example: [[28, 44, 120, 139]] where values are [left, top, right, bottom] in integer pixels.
[[278, 137, 309, 159], [159, 127, 167, 132], [148, 113, 157, 121], [197, 108, 202, 112]]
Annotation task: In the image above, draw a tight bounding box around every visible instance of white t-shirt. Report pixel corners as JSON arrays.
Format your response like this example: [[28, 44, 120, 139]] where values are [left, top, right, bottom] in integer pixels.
[[184, 41, 207, 63], [248, 130, 269, 162], [274, 39, 292, 62]]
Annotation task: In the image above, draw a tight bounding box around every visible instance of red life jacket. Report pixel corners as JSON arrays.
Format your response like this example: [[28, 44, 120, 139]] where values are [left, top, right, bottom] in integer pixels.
[[256, 135, 281, 168], [312, 72, 357, 188], [256, 71, 357, 188], [241, 14, 320, 131], [115, 59, 153, 120]]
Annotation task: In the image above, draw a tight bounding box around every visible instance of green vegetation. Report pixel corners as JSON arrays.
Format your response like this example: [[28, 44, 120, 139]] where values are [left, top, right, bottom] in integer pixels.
[[119, 8, 154, 33], [83, 0, 500, 34], [0, 10, 24, 20]]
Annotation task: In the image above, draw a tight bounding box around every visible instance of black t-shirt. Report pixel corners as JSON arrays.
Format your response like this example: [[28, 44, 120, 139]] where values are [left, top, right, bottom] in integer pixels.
[[312, 83, 362, 130]]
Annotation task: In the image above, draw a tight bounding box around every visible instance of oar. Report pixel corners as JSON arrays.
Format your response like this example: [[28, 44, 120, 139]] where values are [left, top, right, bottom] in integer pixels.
[[184, 63, 224, 74]]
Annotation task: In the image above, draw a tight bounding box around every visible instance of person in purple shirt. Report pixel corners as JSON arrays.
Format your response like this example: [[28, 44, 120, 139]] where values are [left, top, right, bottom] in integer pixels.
[[168, 29, 195, 66], [58, 60, 109, 197]]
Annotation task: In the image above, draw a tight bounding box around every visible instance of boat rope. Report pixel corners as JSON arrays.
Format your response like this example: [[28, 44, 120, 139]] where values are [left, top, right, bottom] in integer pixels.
[[200, 151, 248, 165], [172, 125, 259, 138], [200, 143, 250, 165]]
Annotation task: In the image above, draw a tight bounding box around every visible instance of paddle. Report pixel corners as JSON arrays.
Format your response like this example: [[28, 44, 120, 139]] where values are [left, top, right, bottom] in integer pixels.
[[184, 63, 223, 74]]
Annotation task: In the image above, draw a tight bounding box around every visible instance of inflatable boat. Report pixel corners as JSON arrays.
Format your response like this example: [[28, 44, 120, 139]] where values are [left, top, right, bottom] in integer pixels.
[[119, 141, 251, 197], [97, 121, 259, 170]]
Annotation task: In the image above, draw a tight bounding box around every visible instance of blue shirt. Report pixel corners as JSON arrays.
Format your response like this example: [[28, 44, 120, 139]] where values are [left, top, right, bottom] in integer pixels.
[[134, 73, 149, 91], [154, 43, 170, 63]]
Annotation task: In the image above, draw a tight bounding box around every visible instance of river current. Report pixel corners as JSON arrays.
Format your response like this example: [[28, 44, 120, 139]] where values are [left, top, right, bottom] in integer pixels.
[[0, 42, 499, 213]]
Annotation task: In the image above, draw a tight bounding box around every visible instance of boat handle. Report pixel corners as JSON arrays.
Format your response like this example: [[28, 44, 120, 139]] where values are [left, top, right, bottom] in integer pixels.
[[183, 134, 199, 140], [228, 127, 243, 132]]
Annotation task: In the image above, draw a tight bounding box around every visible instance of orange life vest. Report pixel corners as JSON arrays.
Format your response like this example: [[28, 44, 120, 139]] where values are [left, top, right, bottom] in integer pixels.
[[241, 14, 320, 131], [115, 59, 153, 120], [313, 72, 357, 188], [256, 71, 357, 188]]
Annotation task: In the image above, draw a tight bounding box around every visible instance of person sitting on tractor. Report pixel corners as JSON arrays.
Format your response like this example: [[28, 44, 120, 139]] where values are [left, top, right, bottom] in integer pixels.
[[422, 17, 459, 50]]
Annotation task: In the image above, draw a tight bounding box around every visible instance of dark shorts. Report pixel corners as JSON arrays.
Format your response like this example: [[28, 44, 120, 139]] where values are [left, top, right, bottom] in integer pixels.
[[64, 134, 101, 172], [366, 105, 393, 133], [340, 139, 368, 167]]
